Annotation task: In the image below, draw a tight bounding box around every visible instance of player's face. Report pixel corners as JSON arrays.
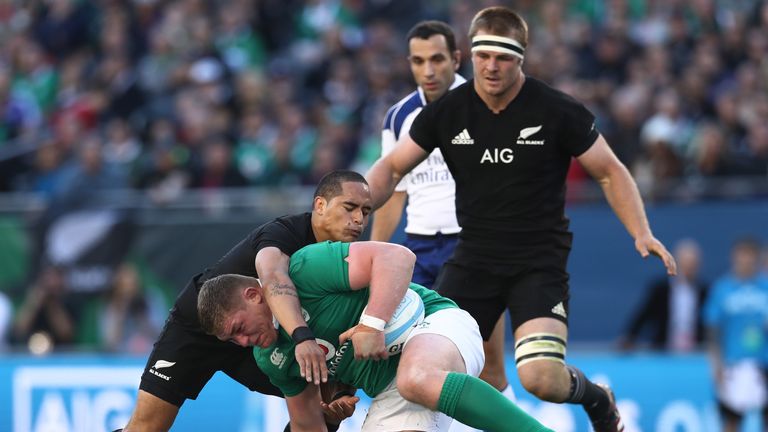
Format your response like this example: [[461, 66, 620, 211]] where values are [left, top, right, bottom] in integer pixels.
[[219, 290, 277, 348], [471, 30, 523, 99], [733, 245, 759, 279], [317, 181, 372, 242], [408, 34, 459, 103]]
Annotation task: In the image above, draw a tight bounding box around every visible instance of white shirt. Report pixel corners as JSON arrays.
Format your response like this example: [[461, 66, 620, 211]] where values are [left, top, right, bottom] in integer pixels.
[[380, 75, 465, 235], [668, 277, 698, 352]]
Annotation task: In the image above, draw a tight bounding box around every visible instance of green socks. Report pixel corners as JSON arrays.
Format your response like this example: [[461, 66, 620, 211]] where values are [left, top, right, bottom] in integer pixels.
[[437, 372, 552, 432]]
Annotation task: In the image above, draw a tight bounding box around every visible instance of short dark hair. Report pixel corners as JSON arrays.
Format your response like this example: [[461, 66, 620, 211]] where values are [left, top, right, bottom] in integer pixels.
[[468, 6, 529, 48], [733, 236, 762, 254], [313, 170, 368, 202], [197, 274, 257, 335], [407, 20, 458, 54]]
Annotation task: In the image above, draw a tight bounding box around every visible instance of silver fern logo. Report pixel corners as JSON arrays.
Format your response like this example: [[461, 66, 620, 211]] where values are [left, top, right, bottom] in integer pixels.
[[516, 125, 545, 145], [150, 360, 175, 381], [152, 360, 176, 369]]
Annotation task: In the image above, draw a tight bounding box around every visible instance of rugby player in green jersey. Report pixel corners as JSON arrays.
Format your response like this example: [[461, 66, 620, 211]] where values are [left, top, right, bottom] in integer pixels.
[[198, 241, 551, 432]]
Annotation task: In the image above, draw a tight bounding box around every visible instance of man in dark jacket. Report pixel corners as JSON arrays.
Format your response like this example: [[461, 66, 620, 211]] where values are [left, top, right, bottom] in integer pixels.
[[621, 239, 708, 351]]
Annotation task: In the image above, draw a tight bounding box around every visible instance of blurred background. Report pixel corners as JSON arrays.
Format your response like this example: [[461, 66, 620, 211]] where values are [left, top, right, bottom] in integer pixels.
[[0, 0, 766, 431]]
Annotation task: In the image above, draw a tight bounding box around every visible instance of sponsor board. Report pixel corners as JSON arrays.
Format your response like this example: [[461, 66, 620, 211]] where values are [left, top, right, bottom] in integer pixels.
[[13, 366, 142, 432]]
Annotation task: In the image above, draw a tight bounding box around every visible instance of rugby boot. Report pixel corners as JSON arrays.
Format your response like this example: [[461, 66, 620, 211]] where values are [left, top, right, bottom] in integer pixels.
[[588, 383, 624, 432]]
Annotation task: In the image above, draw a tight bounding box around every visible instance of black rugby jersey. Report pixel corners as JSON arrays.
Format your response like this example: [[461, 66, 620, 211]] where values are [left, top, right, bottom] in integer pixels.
[[170, 212, 316, 327], [409, 77, 598, 266]]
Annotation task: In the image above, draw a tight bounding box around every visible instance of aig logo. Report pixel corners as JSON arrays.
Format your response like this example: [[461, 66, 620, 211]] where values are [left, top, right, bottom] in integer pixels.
[[480, 148, 514, 164], [13, 366, 141, 432]]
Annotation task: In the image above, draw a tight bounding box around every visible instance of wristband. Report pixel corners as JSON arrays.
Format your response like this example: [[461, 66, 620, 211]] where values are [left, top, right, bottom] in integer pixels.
[[291, 326, 315, 344], [358, 313, 386, 331]]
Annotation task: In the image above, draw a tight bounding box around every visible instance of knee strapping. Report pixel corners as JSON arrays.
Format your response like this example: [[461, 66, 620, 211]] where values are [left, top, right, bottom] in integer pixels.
[[514, 332, 566, 367]]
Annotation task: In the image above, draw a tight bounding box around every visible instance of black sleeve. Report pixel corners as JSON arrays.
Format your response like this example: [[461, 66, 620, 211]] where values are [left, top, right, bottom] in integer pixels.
[[408, 102, 440, 153], [251, 220, 305, 257], [557, 95, 599, 157]]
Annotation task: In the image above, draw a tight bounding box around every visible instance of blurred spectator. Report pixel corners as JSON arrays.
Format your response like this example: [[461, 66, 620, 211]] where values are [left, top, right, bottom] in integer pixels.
[[31, 0, 94, 61], [215, 1, 267, 73], [271, 103, 318, 184], [0, 63, 41, 144], [99, 263, 165, 353], [103, 117, 143, 184], [620, 239, 709, 352], [135, 118, 190, 204], [233, 106, 278, 185], [136, 145, 189, 204], [11, 265, 76, 351], [690, 122, 737, 177], [703, 237, 768, 432], [93, 52, 146, 121], [13, 138, 68, 199], [51, 133, 126, 211], [640, 88, 694, 182], [190, 135, 247, 189], [9, 36, 58, 116]]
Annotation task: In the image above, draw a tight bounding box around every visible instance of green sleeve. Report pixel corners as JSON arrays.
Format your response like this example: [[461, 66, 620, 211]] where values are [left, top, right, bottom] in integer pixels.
[[289, 241, 351, 298], [254, 344, 308, 397]]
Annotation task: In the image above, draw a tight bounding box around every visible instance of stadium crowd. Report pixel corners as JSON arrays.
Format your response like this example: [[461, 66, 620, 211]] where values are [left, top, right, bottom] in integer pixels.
[[0, 0, 767, 205]]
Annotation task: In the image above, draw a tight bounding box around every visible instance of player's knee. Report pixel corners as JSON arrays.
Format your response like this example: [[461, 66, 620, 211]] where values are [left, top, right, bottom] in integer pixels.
[[518, 363, 564, 402], [514, 332, 567, 400], [396, 366, 431, 405]]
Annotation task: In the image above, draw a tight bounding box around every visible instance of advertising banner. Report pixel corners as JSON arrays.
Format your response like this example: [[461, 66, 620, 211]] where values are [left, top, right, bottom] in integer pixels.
[[0, 353, 762, 432]]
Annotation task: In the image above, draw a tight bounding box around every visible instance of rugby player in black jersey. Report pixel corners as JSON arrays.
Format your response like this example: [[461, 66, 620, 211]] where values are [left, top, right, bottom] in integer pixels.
[[121, 170, 369, 431], [366, 7, 677, 432]]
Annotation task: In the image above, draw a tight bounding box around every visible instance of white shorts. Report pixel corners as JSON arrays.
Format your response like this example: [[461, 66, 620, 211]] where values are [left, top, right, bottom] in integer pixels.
[[361, 308, 485, 432], [718, 360, 767, 413]]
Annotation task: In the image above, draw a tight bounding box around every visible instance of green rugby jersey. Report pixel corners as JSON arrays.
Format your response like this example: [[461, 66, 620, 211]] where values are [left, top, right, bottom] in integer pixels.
[[253, 241, 457, 397]]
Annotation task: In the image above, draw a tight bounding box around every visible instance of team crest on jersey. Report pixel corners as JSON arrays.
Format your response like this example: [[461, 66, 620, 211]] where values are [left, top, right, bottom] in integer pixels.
[[271, 348, 288, 368], [516, 125, 545, 145], [315, 339, 337, 361]]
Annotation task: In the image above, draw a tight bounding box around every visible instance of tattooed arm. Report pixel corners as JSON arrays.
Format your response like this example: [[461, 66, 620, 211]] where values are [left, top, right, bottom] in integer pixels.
[[255, 247, 328, 385]]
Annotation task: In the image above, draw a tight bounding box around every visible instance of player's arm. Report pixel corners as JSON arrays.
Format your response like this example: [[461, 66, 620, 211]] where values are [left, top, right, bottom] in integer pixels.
[[338, 241, 416, 360], [285, 384, 327, 432], [366, 134, 429, 210], [256, 247, 328, 385], [577, 135, 677, 275], [370, 191, 406, 241]]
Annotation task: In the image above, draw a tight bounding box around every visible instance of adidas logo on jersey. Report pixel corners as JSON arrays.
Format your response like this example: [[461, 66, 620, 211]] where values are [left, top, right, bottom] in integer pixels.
[[451, 129, 474, 145], [551, 302, 567, 318]]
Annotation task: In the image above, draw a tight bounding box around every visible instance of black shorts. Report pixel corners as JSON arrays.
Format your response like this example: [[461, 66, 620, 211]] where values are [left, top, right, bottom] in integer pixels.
[[139, 317, 282, 407], [434, 262, 570, 340]]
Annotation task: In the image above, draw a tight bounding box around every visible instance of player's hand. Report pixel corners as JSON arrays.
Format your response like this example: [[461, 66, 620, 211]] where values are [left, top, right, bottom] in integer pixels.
[[294, 339, 329, 384], [321, 394, 359, 425], [635, 233, 677, 275], [339, 324, 388, 360]]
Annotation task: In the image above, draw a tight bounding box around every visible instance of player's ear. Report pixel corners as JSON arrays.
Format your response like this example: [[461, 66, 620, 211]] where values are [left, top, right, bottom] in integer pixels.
[[243, 286, 262, 303], [313, 196, 327, 215], [452, 50, 461, 71]]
